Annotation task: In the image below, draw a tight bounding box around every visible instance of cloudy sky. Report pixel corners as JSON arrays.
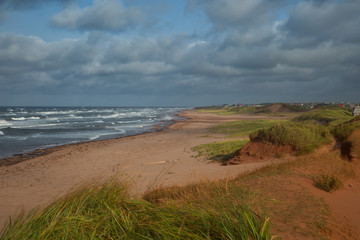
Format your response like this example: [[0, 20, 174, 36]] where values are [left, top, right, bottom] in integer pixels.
[[0, 0, 359, 107]]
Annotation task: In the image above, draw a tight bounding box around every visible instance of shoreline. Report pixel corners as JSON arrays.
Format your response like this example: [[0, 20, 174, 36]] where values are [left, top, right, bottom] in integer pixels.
[[0, 110, 287, 229], [0, 110, 187, 167]]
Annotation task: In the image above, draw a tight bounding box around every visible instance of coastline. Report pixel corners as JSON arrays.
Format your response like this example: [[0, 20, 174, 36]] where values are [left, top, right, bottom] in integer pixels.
[[0, 110, 186, 167], [0, 110, 285, 229]]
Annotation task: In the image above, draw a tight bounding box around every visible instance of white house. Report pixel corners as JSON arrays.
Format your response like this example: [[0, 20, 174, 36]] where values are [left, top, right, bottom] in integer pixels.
[[353, 106, 360, 116]]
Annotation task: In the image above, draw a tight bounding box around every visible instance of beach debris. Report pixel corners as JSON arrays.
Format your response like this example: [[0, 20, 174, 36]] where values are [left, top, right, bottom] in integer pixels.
[[142, 160, 177, 166], [143, 161, 169, 166]]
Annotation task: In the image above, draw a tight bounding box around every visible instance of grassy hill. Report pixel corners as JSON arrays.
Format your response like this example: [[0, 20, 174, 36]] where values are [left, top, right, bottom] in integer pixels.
[[196, 103, 307, 117]]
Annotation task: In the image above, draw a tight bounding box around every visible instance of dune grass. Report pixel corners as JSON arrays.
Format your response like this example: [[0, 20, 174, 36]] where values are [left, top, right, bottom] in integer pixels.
[[196, 104, 306, 117], [196, 106, 257, 115], [146, 148, 355, 239], [313, 174, 343, 192], [331, 116, 360, 142], [249, 122, 332, 155], [0, 179, 273, 240], [209, 120, 286, 138], [192, 139, 249, 163], [293, 108, 353, 126]]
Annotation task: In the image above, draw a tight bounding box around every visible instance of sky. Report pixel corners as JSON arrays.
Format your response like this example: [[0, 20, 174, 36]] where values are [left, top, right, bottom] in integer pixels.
[[0, 0, 359, 107]]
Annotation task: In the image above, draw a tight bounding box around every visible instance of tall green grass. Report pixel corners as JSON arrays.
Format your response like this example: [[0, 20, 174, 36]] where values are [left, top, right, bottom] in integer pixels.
[[192, 139, 249, 163], [249, 122, 332, 155], [1, 179, 273, 240], [210, 120, 285, 138], [196, 106, 257, 115], [331, 116, 360, 142], [293, 109, 353, 126]]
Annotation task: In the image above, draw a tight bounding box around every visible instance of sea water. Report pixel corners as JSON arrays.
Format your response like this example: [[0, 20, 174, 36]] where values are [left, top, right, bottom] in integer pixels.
[[0, 107, 185, 159]]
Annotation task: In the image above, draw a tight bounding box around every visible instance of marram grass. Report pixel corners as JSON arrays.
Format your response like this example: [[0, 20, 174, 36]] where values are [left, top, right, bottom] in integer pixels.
[[192, 139, 249, 163], [0, 179, 274, 240], [250, 122, 332, 155]]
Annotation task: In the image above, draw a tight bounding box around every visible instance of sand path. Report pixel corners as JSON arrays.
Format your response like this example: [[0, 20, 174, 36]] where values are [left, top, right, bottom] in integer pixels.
[[0, 110, 285, 228]]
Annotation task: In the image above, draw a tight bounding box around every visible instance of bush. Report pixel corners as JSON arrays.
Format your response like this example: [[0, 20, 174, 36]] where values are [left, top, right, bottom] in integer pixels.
[[313, 174, 343, 192]]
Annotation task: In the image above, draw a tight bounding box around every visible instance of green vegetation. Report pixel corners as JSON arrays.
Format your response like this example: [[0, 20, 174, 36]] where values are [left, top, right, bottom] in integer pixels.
[[199, 108, 356, 158], [293, 108, 353, 126], [196, 106, 257, 115], [196, 103, 307, 117], [192, 139, 249, 163], [146, 149, 351, 239], [209, 120, 285, 138], [313, 174, 343, 192], [1, 179, 272, 240], [249, 122, 332, 155], [331, 116, 360, 142]]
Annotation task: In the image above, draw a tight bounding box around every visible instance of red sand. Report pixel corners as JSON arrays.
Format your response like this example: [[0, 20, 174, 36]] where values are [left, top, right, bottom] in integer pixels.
[[0, 111, 285, 228]]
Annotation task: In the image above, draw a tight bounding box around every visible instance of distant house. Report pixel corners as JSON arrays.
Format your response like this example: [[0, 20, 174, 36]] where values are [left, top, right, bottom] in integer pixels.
[[353, 106, 360, 116]]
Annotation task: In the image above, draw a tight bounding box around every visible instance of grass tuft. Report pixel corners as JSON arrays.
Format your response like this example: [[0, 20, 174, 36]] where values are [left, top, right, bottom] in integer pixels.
[[313, 174, 343, 192], [1, 179, 273, 240], [192, 139, 249, 163]]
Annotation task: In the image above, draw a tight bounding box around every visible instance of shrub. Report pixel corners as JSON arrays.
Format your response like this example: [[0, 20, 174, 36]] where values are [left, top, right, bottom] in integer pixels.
[[313, 174, 343, 192]]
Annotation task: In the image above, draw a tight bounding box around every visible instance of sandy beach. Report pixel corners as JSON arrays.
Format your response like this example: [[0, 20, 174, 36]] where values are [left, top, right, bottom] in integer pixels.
[[0, 110, 287, 228]]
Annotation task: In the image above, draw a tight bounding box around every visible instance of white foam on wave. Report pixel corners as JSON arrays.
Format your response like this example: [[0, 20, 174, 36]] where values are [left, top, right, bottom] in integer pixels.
[[11, 116, 41, 121], [161, 114, 173, 120], [0, 130, 4, 135], [3, 112, 16, 116], [68, 114, 83, 119], [37, 110, 78, 115], [89, 135, 100, 140], [29, 116, 41, 120], [0, 119, 12, 127], [116, 129, 126, 133], [47, 117, 60, 122], [101, 113, 122, 119], [11, 117, 26, 121]]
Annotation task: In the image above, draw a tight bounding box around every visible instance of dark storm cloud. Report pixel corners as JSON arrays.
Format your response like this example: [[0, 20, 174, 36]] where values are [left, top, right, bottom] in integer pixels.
[[280, 0, 360, 48], [1, 0, 360, 105], [51, 0, 146, 32]]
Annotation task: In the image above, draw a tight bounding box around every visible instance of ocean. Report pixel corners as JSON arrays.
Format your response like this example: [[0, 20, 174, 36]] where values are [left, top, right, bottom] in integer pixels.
[[0, 106, 186, 159]]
